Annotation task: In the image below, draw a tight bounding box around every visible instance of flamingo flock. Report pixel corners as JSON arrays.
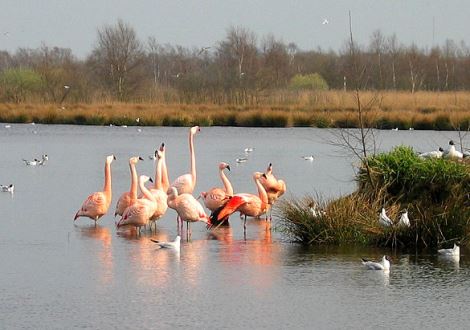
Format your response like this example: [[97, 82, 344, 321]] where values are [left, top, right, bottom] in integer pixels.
[[73, 126, 287, 239]]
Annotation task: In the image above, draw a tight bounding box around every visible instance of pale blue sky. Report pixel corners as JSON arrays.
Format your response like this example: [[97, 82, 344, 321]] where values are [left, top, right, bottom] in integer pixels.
[[0, 0, 468, 58]]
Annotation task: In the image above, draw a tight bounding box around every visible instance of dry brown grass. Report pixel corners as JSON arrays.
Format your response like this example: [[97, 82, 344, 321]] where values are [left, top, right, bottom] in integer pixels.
[[0, 90, 469, 128]]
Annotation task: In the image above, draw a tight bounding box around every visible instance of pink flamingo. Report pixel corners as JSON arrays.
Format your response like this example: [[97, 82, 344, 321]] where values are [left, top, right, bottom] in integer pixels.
[[117, 175, 157, 234], [114, 156, 143, 217], [159, 143, 170, 193], [201, 162, 233, 223], [148, 148, 168, 227], [167, 186, 210, 239], [170, 126, 200, 195], [74, 155, 116, 224], [216, 172, 269, 235], [259, 163, 286, 220]]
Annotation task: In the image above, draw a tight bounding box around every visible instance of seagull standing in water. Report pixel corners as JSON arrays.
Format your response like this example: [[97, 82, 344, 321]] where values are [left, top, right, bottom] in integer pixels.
[[361, 255, 391, 271], [150, 236, 181, 250]]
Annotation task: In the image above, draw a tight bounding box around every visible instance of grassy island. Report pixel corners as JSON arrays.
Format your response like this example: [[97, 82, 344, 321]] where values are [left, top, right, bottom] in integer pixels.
[[277, 146, 470, 249]]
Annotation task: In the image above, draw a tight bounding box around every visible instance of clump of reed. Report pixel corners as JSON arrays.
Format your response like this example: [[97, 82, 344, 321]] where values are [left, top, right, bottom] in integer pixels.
[[0, 92, 469, 130], [277, 146, 470, 248]]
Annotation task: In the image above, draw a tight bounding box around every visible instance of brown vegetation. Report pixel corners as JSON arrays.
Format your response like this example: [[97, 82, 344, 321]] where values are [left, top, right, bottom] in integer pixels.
[[1, 90, 469, 129]]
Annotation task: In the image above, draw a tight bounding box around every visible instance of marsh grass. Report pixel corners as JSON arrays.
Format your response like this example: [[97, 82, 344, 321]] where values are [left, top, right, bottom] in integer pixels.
[[0, 90, 469, 129], [277, 146, 470, 248]]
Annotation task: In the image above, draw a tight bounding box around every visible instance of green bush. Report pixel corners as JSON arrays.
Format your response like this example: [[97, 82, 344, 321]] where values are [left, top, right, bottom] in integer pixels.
[[288, 73, 328, 91]]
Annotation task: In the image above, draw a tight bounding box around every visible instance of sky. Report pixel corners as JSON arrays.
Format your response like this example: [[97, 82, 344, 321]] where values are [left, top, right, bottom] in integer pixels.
[[0, 0, 469, 58]]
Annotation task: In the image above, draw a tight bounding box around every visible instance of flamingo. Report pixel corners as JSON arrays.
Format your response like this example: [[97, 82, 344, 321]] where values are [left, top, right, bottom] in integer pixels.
[[114, 156, 143, 217], [167, 187, 210, 239], [74, 155, 115, 223], [170, 126, 200, 195], [117, 175, 157, 234], [216, 172, 269, 235], [259, 163, 286, 220], [201, 162, 233, 224], [148, 148, 169, 226]]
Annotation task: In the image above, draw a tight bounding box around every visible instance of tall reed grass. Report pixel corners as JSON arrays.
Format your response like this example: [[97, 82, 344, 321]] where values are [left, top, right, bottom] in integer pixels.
[[0, 90, 469, 129]]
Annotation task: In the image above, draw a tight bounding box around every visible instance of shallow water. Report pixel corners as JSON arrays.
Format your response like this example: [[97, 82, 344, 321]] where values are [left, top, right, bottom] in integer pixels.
[[1, 124, 469, 329]]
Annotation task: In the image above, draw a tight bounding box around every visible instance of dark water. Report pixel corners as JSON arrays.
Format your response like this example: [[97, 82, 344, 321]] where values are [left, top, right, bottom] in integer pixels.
[[1, 124, 469, 329]]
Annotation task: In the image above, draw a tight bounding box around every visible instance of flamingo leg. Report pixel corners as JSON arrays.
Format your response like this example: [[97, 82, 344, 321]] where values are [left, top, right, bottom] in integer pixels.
[[243, 215, 247, 240]]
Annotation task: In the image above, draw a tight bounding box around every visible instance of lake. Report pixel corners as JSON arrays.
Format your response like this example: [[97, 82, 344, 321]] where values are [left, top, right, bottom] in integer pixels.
[[1, 124, 469, 329]]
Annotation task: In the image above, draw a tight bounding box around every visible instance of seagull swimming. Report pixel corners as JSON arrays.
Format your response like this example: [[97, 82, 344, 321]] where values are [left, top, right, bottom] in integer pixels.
[[361, 255, 391, 271], [398, 210, 411, 227], [302, 155, 314, 161], [38, 154, 48, 165], [150, 236, 181, 250], [149, 150, 157, 160], [438, 243, 460, 257], [0, 184, 14, 193], [244, 147, 254, 153], [419, 147, 444, 159], [379, 208, 394, 227], [322, 18, 329, 25], [236, 157, 248, 163], [23, 158, 40, 166]]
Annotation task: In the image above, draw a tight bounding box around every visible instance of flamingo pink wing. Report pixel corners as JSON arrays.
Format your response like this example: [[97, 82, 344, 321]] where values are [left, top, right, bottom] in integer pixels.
[[217, 195, 248, 221]]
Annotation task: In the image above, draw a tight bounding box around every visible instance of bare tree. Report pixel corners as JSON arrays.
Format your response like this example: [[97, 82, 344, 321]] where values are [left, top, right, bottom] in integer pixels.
[[89, 19, 144, 101]]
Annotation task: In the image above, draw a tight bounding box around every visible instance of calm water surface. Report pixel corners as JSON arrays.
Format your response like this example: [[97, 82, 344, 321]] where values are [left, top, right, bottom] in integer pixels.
[[1, 125, 469, 329]]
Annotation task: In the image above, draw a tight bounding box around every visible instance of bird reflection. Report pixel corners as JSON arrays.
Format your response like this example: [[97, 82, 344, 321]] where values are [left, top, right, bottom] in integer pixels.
[[75, 225, 113, 284]]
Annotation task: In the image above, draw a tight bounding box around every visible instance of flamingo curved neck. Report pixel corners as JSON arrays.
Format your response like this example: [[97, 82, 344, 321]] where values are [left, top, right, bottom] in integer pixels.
[[254, 177, 268, 205], [154, 156, 163, 190], [220, 168, 233, 195], [130, 162, 138, 201], [189, 130, 196, 189], [103, 162, 112, 196], [161, 152, 170, 192], [140, 179, 155, 202]]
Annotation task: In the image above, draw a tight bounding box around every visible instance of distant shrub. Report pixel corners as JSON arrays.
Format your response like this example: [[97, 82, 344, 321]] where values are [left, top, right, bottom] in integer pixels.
[[289, 73, 329, 91]]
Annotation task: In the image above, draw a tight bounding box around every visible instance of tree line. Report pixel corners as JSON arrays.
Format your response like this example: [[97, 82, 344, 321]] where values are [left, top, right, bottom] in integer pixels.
[[1, 19, 470, 104]]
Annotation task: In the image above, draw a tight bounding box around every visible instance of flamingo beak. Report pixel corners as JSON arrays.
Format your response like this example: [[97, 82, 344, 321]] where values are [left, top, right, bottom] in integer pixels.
[[113, 155, 116, 160], [149, 177, 154, 183], [138, 156, 144, 161], [226, 165, 231, 171], [262, 173, 267, 179]]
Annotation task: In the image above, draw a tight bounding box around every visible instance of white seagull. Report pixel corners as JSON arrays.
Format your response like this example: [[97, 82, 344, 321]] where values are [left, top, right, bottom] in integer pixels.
[[438, 243, 460, 257], [23, 158, 40, 166], [379, 208, 394, 227], [0, 184, 14, 193], [244, 147, 254, 153], [322, 18, 329, 25], [38, 154, 48, 165], [149, 150, 157, 161], [361, 255, 391, 271], [302, 155, 314, 161], [398, 210, 411, 227], [236, 157, 248, 163], [444, 140, 463, 159], [150, 236, 181, 250], [419, 147, 444, 159]]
